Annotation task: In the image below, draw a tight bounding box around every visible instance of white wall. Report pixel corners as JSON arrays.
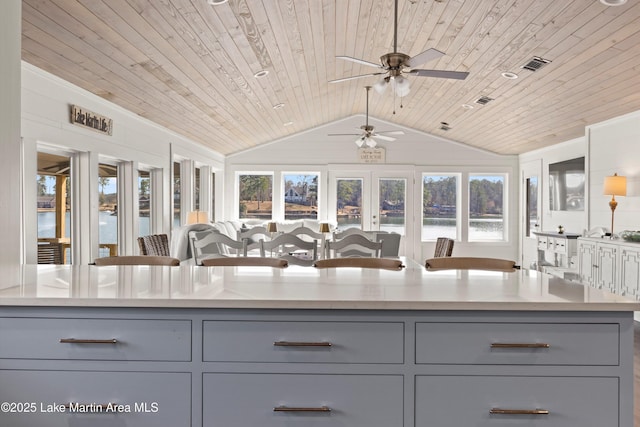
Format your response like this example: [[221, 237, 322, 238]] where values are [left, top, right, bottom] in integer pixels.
[[21, 63, 225, 263], [227, 115, 520, 262], [587, 111, 640, 234]]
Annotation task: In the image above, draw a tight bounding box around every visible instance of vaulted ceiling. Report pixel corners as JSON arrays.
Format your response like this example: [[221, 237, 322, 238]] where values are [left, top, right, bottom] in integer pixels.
[[21, 0, 640, 156]]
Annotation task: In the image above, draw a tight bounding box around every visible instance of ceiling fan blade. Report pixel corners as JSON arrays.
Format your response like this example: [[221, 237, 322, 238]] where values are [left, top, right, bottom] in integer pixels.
[[376, 130, 405, 136], [406, 48, 445, 68], [336, 56, 383, 69], [408, 69, 469, 80], [372, 134, 396, 142], [329, 72, 386, 84], [328, 133, 362, 136]]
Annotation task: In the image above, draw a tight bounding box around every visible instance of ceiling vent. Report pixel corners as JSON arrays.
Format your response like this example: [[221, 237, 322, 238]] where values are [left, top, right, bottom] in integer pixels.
[[474, 96, 494, 106], [440, 122, 451, 131], [522, 56, 552, 72]]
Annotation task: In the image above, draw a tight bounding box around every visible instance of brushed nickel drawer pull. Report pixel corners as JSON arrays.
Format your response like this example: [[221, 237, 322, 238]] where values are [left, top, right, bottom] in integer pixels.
[[274, 406, 331, 412], [273, 341, 332, 347], [490, 407, 549, 415], [60, 338, 118, 344], [491, 343, 550, 349]]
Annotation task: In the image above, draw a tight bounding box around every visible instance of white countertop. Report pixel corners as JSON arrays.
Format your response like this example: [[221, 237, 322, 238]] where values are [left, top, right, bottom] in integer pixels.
[[0, 260, 638, 311]]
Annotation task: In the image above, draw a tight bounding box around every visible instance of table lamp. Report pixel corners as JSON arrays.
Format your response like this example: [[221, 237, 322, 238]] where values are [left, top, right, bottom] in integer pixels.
[[603, 173, 626, 237], [186, 210, 209, 224], [319, 223, 331, 233]]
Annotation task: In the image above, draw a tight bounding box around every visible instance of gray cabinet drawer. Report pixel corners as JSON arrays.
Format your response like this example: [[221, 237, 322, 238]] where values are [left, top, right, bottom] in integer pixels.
[[0, 317, 191, 361], [415, 322, 618, 365], [203, 320, 403, 363], [415, 375, 618, 427], [0, 370, 191, 427], [203, 373, 403, 427]]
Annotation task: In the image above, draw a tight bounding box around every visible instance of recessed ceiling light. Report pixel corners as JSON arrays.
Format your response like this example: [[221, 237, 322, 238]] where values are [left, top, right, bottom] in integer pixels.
[[501, 71, 519, 80], [283, 121, 293, 127], [273, 103, 285, 110], [599, 0, 627, 6], [253, 70, 269, 78], [461, 104, 474, 110], [207, 0, 228, 4]]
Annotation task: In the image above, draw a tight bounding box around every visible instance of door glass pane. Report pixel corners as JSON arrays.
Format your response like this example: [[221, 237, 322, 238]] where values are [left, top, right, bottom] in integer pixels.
[[284, 173, 318, 220], [239, 174, 273, 220], [195, 167, 201, 210], [138, 170, 150, 237], [37, 152, 71, 264], [98, 163, 118, 257], [526, 176, 538, 238], [211, 172, 216, 222], [422, 175, 457, 240], [336, 179, 362, 230], [469, 174, 505, 241], [379, 178, 405, 235], [173, 161, 181, 227]]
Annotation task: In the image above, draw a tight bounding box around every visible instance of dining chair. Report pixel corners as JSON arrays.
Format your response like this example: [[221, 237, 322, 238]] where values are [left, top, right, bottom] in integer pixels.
[[433, 237, 454, 257], [314, 258, 405, 270], [260, 233, 318, 266], [325, 234, 383, 258], [237, 226, 271, 255], [37, 243, 64, 264], [137, 233, 171, 256], [189, 230, 248, 265], [93, 255, 180, 266], [424, 257, 519, 272], [286, 226, 326, 257], [201, 257, 288, 268]]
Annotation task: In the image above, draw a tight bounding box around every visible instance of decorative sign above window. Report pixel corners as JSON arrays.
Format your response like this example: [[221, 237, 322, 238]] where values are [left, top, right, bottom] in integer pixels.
[[70, 105, 113, 135], [358, 147, 386, 163]]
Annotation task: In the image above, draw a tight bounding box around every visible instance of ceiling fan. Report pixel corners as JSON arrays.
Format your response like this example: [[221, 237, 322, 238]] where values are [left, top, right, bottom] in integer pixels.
[[329, 0, 469, 98], [328, 86, 404, 148]]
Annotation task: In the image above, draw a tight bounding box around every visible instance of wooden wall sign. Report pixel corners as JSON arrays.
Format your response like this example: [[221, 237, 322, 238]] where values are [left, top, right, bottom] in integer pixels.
[[70, 105, 113, 135], [358, 147, 386, 163]]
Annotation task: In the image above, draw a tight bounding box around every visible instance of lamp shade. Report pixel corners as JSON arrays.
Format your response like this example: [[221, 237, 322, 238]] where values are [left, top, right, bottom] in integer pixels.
[[603, 173, 627, 196], [319, 223, 331, 233], [267, 222, 278, 233], [186, 210, 209, 224]]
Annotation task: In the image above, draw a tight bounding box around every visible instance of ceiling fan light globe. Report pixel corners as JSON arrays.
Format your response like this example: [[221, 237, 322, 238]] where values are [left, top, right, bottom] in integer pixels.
[[373, 79, 388, 94], [365, 137, 377, 148], [392, 76, 411, 97], [355, 138, 365, 147]]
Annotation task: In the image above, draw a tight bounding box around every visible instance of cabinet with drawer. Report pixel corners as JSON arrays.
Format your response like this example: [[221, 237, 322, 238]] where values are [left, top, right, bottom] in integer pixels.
[[0, 370, 191, 427], [415, 375, 618, 427], [203, 373, 403, 427], [0, 307, 634, 427], [202, 320, 404, 364]]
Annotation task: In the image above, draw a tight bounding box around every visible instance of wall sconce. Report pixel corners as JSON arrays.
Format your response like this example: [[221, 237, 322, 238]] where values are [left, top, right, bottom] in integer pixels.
[[186, 210, 209, 225], [603, 173, 626, 237], [319, 223, 331, 233]]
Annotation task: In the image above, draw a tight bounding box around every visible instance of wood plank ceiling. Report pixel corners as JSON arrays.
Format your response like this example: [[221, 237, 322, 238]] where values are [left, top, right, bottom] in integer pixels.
[[21, 0, 640, 155]]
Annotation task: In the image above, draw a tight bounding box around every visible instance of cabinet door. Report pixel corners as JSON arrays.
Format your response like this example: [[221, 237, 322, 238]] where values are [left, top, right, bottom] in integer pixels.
[[597, 243, 618, 294], [577, 241, 596, 287], [619, 246, 640, 300]]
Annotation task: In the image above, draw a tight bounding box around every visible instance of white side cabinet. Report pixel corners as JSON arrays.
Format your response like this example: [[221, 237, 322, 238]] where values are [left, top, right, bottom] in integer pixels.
[[578, 237, 640, 300]]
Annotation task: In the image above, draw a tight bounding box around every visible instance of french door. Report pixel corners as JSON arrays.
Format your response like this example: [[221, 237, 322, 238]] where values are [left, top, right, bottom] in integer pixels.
[[328, 169, 415, 258]]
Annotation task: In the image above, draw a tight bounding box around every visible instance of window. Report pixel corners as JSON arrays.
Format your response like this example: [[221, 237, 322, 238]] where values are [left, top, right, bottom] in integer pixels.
[[469, 174, 505, 241], [138, 170, 150, 237], [379, 178, 405, 234], [336, 178, 362, 230], [422, 174, 458, 240], [211, 171, 216, 223], [239, 174, 273, 219], [526, 176, 538, 238], [194, 166, 201, 211], [98, 163, 118, 257], [283, 173, 318, 220]]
